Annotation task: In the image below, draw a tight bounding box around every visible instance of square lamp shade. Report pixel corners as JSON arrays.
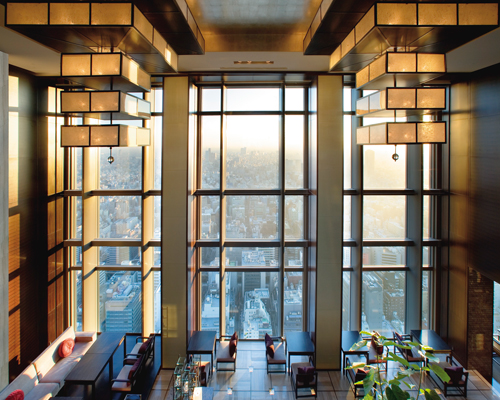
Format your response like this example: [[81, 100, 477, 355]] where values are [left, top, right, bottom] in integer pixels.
[[61, 90, 150, 119], [61, 124, 150, 147], [356, 122, 446, 145]]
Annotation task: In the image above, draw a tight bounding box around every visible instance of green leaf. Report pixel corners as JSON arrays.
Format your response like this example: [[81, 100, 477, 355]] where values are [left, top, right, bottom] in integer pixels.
[[405, 341, 421, 347], [364, 393, 374, 400], [388, 351, 410, 368], [428, 363, 451, 383], [383, 340, 398, 347], [360, 330, 374, 336], [424, 351, 439, 363], [390, 384, 411, 400], [350, 340, 368, 351], [402, 381, 415, 390], [363, 368, 376, 396], [423, 389, 442, 400]]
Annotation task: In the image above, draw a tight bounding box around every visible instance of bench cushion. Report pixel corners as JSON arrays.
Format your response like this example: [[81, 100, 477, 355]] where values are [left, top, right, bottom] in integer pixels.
[[69, 341, 94, 358], [23, 383, 58, 400], [0, 364, 38, 400], [38, 355, 81, 385], [112, 365, 133, 392], [75, 331, 96, 342], [217, 341, 235, 362], [267, 343, 285, 364], [33, 326, 75, 379]]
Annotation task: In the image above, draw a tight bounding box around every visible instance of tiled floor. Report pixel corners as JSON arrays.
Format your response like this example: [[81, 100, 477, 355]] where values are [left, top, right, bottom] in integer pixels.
[[148, 342, 500, 400]]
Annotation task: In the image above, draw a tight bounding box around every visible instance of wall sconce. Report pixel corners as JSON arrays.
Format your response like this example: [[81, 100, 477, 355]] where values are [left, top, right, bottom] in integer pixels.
[[356, 122, 446, 145]]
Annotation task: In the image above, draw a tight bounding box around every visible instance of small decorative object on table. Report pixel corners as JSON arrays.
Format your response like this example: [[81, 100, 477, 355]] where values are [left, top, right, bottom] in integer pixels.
[[173, 355, 201, 399]]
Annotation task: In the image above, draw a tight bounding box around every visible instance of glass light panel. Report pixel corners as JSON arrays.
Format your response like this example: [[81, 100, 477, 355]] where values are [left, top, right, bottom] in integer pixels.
[[7, 3, 48, 24], [417, 54, 446, 72], [388, 53, 416, 73], [459, 3, 498, 25], [417, 122, 446, 143], [73, 271, 82, 331], [377, 3, 416, 25], [344, 115, 352, 188], [330, 47, 341, 70], [285, 87, 304, 111], [356, 6, 375, 43], [341, 30, 355, 57], [285, 115, 304, 189], [98, 270, 142, 333], [91, 3, 132, 25], [201, 271, 220, 337], [152, 29, 167, 58], [369, 90, 386, 112], [284, 271, 303, 334], [226, 247, 279, 267], [285, 196, 304, 240], [90, 126, 119, 146], [93, 53, 121, 76], [61, 126, 90, 147], [363, 247, 406, 267], [61, 91, 90, 113], [133, 6, 153, 42], [99, 247, 142, 265], [201, 248, 220, 267], [200, 115, 220, 190], [153, 116, 162, 190], [356, 65, 370, 88], [225, 115, 279, 189], [344, 195, 351, 239], [342, 271, 351, 331], [201, 88, 221, 112], [225, 196, 280, 240], [154, 196, 161, 239], [99, 147, 142, 189], [423, 195, 430, 239], [422, 271, 431, 329], [370, 124, 387, 144], [201, 197, 220, 239], [225, 271, 280, 339], [369, 54, 387, 79], [417, 88, 446, 109], [50, 3, 89, 25], [285, 248, 303, 267], [99, 197, 142, 239], [91, 91, 120, 112], [356, 126, 370, 144], [363, 196, 406, 239], [225, 88, 280, 111], [356, 96, 369, 115], [388, 123, 417, 143], [418, 3, 457, 25], [153, 271, 161, 333], [62, 54, 91, 76], [121, 56, 151, 91], [362, 271, 406, 336], [387, 88, 415, 109]]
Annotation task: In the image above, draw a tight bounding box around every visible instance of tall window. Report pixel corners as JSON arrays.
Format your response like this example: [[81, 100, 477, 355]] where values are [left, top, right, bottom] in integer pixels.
[[197, 85, 308, 339]]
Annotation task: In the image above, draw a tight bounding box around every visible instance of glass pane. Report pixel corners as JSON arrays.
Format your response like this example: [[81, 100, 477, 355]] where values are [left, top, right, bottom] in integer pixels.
[[343, 247, 351, 267], [363, 247, 406, 267], [285, 115, 304, 189], [153, 116, 162, 190], [422, 271, 430, 329], [344, 115, 352, 189], [153, 88, 163, 113], [494, 282, 500, 337], [423, 246, 430, 267], [344, 196, 351, 239], [285, 196, 304, 240], [201, 87, 221, 112], [99, 270, 142, 332], [285, 248, 303, 267], [226, 196, 280, 239], [154, 248, 161, 266], [423, 143, 431, 190], [343, 271, 350, 330], [423, 195, 430, 239], [154, 196, 161, 239], [201, 196, 220, 239], [284, 271, 303, 333], [362, 271, 406, 336], [71, 247, 82, 267], [201, 271, 220, 337], [74, 271, 82, 332], [226, 247, 279, 267], [99, 196, 142, 239], [225, 115, 279, 189], [343, 87, 352, 112], [99, 147, 142, 190], [154, 271, 161, 333], [99, 247, 142, 266], [225, 271, 280, 339], [74, 147, 82, 190], [201, 248, 220, 267], [225, 88, 280, 111], [364, 145, 406, 189], [285, 87, 304, 111], [363, 196, 405, 239], [72, 197, 82, 239], [201, 115, 221, 189]]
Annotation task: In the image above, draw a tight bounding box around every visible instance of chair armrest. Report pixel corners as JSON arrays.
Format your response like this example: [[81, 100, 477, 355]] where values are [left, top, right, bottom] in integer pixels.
[[112, 379, 132, 383], [125, 353, 141, 357], [135, 336, 149, 343]]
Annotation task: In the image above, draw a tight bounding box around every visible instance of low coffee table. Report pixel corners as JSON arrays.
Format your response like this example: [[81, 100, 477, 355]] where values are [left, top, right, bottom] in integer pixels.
[[285, 332, 315, 374]]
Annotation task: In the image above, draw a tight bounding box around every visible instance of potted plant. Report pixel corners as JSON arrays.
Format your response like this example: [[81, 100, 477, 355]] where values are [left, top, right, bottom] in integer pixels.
[[348, 331, 451, 400]]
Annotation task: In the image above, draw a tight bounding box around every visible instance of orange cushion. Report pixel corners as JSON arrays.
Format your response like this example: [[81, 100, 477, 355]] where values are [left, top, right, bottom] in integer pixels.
[[58, 338, 75, 358]]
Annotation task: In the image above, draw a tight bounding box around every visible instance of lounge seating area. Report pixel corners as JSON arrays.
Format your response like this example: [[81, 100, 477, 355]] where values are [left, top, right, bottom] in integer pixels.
[[216, 332, 238, 372], [265, 334, 286, 373]]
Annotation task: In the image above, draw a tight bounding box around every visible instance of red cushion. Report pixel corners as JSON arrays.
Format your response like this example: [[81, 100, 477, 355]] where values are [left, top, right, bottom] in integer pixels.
[[266, 343, 275, 358], [297, 366, 315, 384], [229, 339, 237, 357], [5, 390, 24, 400], [128, 356, 142, 379], [58, 338, 75, 358], [371, 337, 384, 355], [139, 337, 152, 354], [230, 331, 238, 343], [445, 366, 464, 384]]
